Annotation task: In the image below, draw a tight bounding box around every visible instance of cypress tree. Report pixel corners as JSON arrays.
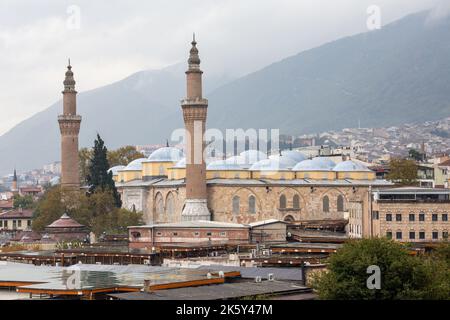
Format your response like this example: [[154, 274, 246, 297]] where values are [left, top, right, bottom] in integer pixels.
[[87, 134, 122, 207]]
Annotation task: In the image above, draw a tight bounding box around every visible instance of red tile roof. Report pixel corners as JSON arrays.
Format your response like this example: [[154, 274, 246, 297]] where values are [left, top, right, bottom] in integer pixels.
[[46, 213, 85, 228], [439, 159, 450, 166], [19, 187, 42, 193], [0, 200, 13, 210], [0, 209, 33, 219]]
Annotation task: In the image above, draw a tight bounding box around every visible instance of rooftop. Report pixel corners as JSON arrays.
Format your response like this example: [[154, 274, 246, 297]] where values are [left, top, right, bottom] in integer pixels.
[[0, 208, 33, 219], [248, 219, 287, 228], [46, 213, 85, 228], [130, 220, 249, 229], [109, 280, 310, 300]]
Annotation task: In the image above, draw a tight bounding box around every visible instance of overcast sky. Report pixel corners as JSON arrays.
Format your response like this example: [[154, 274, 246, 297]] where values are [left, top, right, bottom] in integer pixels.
[[0, 0, 447, 135]]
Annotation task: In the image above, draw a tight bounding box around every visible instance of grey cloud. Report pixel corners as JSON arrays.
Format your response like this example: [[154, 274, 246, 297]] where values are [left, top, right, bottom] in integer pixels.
[[0, 0, 442, 135]]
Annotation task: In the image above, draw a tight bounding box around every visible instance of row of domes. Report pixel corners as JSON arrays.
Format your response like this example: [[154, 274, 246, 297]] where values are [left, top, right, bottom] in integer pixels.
[[109, 147, 372, 174]]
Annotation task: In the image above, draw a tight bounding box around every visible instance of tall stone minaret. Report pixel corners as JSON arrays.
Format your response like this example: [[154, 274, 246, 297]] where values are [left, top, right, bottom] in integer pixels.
[[58, 61, 81, 190], [181, 35, 211, 221]]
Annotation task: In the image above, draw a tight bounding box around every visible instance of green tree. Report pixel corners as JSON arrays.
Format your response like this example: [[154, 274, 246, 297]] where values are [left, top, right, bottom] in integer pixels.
[[32, 186, 81, 231], [386, 158, 418, 186], [408, 149, 425, 162], [108, 146, 144, 167], [79, 147, 93, 185], [311, 238, 448, 300], [32, 187, 143, 235], [13, 194, 35, 209], [86, 134, 121, 207]]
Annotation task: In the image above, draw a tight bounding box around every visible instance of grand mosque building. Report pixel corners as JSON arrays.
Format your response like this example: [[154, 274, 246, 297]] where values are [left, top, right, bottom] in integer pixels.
[[112, 38, 393, 226]]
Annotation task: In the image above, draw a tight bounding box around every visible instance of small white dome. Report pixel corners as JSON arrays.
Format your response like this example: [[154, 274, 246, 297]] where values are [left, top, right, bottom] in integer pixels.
[[293, 157, 336, 171], [207, 160, 242, 171], [173, 157, 186, 168], [279, 150, 307, 163], [147, 147, 184, 162], [267, 155, 298, 167], [122, 158, 147, 171], [239, 150, 267, 163], [249, 157, 293, 171], [108, 165, 126, 175], [333, 160, 371, 172]]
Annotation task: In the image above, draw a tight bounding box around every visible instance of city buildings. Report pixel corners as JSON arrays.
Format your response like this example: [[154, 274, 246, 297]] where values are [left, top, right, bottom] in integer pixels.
[[348, 187, 450, 243], [0, 208, 33, 231]]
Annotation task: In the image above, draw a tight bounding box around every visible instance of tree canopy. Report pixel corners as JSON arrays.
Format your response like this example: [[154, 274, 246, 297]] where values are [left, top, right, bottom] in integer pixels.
[[13, 194, 35, 209], [108, 145, 144, 167], [79, 145, 144, 186], [311, 238, 450, 300], [32, 186, 143, 235], [386, 158, 418, 186]]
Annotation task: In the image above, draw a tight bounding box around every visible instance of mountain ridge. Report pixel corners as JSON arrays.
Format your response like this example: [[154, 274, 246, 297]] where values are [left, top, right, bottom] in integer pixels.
[[1, 10, 450, 175]]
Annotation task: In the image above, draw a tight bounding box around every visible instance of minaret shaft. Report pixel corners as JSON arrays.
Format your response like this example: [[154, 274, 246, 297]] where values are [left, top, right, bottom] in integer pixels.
[[58, 63, 81, 190], [181, 36, 211, 221]]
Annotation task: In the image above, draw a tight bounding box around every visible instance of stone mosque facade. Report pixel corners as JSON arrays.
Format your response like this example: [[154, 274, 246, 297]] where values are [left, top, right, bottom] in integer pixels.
[[113, 38, 393, 226]]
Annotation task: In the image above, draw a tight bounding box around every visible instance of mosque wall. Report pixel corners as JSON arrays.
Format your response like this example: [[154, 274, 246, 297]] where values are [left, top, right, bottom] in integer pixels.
[[136, 183, 371, 225]]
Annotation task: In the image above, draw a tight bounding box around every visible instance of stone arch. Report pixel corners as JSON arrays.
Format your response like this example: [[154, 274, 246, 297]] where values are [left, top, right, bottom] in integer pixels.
[[232, 195, 240, 215], [155, 192, 164, 216], [284, 215, 295, 222], [323, 195, 330, 213], [337, 194, 345, 212], [318, 188, 348, 213], [248, 195, 256, 214], [293, 194, 300, 209], [231, 187, 262, 214], [165, 192, 174, 217], [279, 194, 287, 209], [277, 187, 304, 210]]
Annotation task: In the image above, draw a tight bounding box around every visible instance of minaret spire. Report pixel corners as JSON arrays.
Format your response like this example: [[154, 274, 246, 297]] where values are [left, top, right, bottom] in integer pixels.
[[11, 167, 18, 193]]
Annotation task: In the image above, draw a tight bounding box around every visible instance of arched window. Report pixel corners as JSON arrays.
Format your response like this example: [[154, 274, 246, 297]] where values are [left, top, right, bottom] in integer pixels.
[[293, 195, 300, 209], [284, 215, 294, 222], [232, 196, 240, 215], [155, 193, 164, 216], [280, 194, 287, 209], [166, 192, 174, 217], [337, 195, 344, 212], [159, 164, 165, 176], [323, 196, 330, 213], [248, 195, 256, 214]]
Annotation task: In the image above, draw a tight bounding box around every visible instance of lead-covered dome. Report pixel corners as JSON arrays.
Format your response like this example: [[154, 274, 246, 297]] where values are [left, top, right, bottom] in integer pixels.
[[122, 158, 147, 171], [333, 160, 371, 172], [173, 157, 186, 168], [108, 165, 126, 175], [249, 157, 294, 171], [276, 150, 307, 163], [240, 150, 267, 163], [207, 160, 242, 171], [147, 147, 184, 162], [293, 157, 336, 171]]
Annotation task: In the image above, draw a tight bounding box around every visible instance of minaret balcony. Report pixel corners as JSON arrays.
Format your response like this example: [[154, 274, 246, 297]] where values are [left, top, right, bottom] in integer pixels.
[[181, 98, 208, 107], [58, 115, 82, 121]]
